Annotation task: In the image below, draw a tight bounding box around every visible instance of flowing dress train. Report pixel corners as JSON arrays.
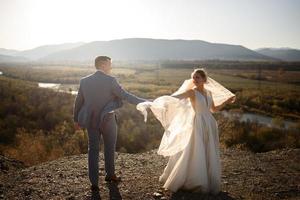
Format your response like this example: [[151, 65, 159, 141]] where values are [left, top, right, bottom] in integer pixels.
[[159, 90, 221, 194]]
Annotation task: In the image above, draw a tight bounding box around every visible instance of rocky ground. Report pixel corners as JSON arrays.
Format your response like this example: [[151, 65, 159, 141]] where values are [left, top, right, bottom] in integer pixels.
[[0, 147, 299, 200]]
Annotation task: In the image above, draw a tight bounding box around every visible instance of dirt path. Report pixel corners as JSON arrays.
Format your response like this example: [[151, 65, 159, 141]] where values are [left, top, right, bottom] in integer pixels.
[[1, 148, 299, 199]]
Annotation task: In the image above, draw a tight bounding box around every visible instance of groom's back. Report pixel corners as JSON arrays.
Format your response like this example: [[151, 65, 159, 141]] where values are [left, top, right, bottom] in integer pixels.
[[75, 70, 119, 128], [80, 71, 116, 111]]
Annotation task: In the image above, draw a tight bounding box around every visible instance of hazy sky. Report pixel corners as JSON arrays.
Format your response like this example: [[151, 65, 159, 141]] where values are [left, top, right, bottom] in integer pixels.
[[0, 0, 299, 50]]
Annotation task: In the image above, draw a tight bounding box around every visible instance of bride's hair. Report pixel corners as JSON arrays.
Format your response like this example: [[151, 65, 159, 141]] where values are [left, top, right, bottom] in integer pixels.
[[191, 68, 207, 82]]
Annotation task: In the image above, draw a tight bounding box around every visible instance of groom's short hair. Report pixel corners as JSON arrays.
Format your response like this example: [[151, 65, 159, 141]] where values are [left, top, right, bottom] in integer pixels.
[[95, 56, 111, 69]]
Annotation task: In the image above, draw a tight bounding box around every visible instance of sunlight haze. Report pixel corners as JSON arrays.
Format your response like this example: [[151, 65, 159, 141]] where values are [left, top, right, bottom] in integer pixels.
[[0, 0, 299, 50]]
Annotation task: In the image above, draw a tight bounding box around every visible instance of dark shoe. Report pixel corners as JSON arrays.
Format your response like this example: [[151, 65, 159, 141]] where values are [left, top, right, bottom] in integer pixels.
[[91, 185, 100, 192], [105, 175, 121, 183]]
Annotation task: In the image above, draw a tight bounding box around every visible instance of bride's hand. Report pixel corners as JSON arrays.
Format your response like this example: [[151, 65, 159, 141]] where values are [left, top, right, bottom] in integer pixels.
[[227, 96, 236, 103]]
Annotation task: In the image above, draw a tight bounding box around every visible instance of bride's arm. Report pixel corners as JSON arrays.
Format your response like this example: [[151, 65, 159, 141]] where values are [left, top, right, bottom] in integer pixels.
[[211, 95, 235, 112], [171, 89, 194, 100]]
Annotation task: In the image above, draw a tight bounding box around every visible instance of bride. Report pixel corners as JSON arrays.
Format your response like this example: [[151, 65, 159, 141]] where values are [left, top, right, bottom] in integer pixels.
[[137, 68, 235, 194]]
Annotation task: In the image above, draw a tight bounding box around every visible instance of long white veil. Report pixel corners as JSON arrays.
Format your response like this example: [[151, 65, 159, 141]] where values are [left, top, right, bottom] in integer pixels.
[[137, 77, 235, 157], [172, 77, 235, 107]]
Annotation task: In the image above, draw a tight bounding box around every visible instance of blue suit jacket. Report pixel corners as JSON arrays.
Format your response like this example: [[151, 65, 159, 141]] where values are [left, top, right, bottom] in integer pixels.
[[73, 70, 146, 129]]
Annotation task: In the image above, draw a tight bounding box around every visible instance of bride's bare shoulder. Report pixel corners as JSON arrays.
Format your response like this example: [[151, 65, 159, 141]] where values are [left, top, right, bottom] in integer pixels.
[[187, 89, 196, 98]]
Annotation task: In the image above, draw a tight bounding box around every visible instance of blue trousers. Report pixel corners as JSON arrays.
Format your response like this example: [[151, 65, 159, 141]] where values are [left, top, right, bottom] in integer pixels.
[[87, 112, 117, 186]]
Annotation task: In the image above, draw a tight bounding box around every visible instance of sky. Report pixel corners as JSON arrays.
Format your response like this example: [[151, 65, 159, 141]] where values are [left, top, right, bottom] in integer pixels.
[[0, 0, 299, 50]]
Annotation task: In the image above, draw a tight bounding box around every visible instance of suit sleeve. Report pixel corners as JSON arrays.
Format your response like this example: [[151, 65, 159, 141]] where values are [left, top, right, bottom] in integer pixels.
[[73, 80, 84, 122], [112, 77, 146, 105]]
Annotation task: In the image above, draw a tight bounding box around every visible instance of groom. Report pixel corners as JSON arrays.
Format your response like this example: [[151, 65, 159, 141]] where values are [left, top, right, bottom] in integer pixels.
[[73, 56, 146, 191]]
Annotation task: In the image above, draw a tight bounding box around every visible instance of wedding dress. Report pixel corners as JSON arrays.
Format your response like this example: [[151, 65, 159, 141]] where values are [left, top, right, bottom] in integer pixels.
[[137, 77, 235, 194]]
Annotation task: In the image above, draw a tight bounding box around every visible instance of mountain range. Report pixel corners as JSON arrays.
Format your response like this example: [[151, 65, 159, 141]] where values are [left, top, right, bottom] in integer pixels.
[[255, 48, 300, 62], [0, 48, 20, 56], [14, 42, 85, 60], [0, 54, 28, 63], [0, 38, 299, 63]]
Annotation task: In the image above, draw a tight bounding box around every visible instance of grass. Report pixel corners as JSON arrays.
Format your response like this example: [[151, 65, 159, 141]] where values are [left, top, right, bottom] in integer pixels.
[[0, 62, 299, 165]]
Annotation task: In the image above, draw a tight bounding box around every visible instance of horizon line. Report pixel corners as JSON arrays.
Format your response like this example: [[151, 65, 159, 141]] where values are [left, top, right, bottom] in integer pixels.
[[1, 37, 299, 52]]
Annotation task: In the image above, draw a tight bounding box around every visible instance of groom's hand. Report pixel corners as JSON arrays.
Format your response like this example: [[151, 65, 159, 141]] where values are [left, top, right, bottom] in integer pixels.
[[74, 122, 81, 130]]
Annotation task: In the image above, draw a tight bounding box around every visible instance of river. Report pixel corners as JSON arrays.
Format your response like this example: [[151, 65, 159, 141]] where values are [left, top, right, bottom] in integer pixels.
[[38, 83, 78, 95], [37, 82, 297, 129], [221, 111, 296, 129]]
